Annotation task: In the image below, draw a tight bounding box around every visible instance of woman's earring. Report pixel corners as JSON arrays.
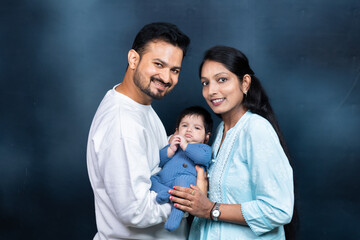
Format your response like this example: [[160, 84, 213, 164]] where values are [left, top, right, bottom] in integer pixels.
[[244, 91, 247, 96]]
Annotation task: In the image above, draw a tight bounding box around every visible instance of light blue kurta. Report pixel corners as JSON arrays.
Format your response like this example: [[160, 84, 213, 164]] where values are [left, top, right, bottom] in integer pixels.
[[189, 111, 294, 240]]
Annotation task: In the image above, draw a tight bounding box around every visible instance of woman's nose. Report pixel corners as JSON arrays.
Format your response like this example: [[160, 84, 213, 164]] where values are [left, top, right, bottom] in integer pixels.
[[208, 82, 218, 95]]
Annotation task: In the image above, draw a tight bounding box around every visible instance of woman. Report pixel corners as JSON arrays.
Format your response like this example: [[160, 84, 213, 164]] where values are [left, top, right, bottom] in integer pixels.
[[169, 46, 294, 239]]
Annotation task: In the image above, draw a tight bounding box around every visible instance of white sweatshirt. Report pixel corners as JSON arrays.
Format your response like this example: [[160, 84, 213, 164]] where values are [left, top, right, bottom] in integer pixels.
[[87, 85, 188, 239]]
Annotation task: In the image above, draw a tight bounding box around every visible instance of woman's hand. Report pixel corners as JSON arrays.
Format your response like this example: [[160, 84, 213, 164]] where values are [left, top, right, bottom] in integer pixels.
[[169, 184, 213, 219], [195, 165, 208, 194]]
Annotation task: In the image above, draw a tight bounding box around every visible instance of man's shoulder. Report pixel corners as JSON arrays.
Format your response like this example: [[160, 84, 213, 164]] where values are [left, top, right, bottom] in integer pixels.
[[95, 92, 150, 124], [91, 96, 149, 136], [90, 89, 166, 143]]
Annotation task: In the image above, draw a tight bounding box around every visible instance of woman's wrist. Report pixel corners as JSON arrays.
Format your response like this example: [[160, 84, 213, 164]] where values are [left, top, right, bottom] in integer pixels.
[[209, 202, 216, 219]]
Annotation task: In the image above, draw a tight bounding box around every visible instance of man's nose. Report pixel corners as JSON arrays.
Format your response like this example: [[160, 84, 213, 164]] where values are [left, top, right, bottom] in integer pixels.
[[160, 69, 171, 83]]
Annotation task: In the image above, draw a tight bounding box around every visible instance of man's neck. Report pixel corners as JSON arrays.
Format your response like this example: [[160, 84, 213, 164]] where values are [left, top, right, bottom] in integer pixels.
[[115, 73, 152, 105]]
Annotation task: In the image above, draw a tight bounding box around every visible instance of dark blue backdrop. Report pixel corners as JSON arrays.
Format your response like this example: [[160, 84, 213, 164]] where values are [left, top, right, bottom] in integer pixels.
[[1, 1, 359, 239]]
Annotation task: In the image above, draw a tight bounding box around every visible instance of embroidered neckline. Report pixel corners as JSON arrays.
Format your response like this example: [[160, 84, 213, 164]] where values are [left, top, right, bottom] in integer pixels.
[[208, 111, 251, 202]]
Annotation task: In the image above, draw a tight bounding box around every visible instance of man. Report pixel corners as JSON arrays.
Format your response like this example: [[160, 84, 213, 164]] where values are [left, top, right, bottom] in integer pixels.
[[86, 22, 190, 239]]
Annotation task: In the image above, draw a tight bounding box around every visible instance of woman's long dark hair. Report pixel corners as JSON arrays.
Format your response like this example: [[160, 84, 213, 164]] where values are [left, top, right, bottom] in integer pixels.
[[199, 46, 298, 239]]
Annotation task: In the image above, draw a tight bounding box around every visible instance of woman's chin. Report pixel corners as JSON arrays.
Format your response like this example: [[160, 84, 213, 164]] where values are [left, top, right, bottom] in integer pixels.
[[211, 108, 224, 115]]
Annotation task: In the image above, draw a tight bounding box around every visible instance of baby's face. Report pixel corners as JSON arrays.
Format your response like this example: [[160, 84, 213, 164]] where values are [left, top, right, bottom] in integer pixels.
[[178, 115, 207, 144]]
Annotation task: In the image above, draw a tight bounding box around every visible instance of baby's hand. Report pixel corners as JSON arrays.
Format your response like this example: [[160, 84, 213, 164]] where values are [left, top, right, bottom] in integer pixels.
[[176, 135, 188, 151], [170, 135, 181, 148], [169, 141, 178, 152], [167, 136, 180, 157], [168, 130, 179, 144]]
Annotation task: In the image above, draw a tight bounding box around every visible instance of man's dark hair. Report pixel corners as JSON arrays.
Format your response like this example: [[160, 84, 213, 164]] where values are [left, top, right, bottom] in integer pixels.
[[176, 106, 213, 135], [132, 22, 190, 57]]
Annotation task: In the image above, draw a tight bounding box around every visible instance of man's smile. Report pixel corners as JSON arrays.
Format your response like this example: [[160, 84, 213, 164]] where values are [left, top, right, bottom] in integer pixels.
[[151, 77, 171, 91]]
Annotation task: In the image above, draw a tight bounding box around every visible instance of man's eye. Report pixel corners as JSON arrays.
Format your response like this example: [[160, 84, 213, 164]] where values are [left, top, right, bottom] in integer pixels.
[[155, 62, 162, 67], [172, 69, 179, 74]]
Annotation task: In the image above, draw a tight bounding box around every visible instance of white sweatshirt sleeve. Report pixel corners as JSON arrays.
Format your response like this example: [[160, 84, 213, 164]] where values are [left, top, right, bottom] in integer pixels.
[[95, 126, 171, 228]]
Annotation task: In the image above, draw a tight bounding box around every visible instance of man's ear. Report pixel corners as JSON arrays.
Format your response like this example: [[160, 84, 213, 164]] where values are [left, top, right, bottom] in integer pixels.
[[128, 49, 140, 70], [242, 74, 252, 94], [204, 132, 211, 144]]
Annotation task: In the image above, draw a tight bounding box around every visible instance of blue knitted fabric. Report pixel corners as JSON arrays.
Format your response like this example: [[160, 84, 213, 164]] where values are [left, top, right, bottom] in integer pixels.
[[151, 143, 212, 231]]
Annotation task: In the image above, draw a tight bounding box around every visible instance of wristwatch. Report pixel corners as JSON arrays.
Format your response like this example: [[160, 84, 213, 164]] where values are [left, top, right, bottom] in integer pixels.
[[211, 202, 221, 221]]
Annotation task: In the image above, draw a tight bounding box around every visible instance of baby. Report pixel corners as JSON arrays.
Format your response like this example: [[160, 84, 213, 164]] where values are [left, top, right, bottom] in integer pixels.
[[150, 106, 213, 231]]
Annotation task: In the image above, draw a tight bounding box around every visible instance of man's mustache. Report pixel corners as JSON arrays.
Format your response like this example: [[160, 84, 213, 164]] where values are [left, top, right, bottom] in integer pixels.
[[150, 76, 171, 87]]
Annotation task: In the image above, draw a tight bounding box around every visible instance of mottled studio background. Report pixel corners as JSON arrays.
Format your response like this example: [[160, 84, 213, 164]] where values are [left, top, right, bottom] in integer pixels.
[[1, 0, 359, 239]]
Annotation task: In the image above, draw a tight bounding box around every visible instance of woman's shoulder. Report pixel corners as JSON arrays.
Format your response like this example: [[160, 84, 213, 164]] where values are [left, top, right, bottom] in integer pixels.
[[245, 112, 274, 134]]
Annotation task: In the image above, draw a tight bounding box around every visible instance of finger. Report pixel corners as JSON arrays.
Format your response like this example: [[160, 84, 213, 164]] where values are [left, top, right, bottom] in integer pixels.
[[190, 184, 200, 191], [169, 188, 188, 199], [173, 186, 195, 195], [195, 165, 207, 178], [190, 185, 204, 196], [195, 170, 208, 195], [168, 134, 174, 143], [170, 195, 191, 206], [169, 187, 193, 200], [173, 202, 191, 213]]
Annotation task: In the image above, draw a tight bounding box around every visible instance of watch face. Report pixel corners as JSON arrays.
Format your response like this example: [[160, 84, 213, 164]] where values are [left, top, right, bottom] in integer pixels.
[[213, 210, 220, 218]]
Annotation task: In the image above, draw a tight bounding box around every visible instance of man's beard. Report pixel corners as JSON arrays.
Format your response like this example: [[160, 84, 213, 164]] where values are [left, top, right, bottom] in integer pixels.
[[133, 69, 172, 100]]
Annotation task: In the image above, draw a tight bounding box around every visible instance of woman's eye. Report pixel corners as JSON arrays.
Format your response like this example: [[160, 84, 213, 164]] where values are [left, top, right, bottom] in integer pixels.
[[218, 77, 227, 83], [201, 81, 208, 86]]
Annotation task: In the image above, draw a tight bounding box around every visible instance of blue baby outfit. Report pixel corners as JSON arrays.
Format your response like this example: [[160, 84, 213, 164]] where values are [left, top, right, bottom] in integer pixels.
[[151, 143, 211, 231]]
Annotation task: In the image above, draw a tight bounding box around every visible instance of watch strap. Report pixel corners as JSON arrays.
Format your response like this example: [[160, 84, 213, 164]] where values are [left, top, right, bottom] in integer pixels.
[[212, 202, 221, 221], [210, 202, 221, 222], [210, 202, 217, 220]]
